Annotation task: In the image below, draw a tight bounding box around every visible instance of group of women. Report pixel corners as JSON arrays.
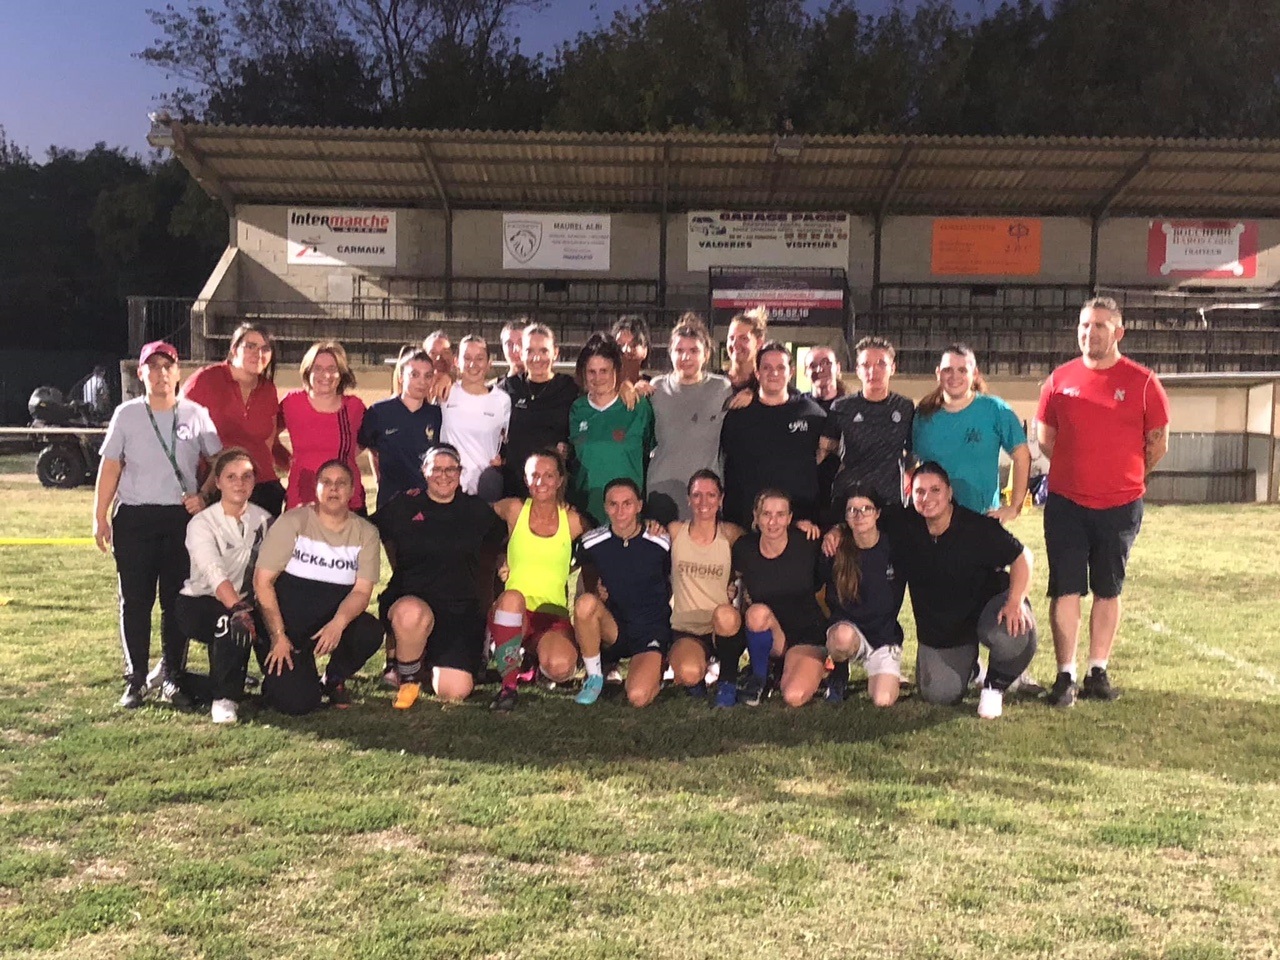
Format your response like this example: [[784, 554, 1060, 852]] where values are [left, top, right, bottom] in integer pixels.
[[93, 311, 1037, 723]]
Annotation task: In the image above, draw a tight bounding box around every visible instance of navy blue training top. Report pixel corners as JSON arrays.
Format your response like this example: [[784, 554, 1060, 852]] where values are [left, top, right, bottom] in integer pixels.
[[579, 525, 673, 647], [821, 537, 905, 650], [357, 397, 444, 511]]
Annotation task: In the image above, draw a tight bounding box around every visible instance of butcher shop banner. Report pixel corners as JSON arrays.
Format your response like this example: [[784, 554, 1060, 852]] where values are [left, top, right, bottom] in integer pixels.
[[1147, 220, 1257, 279]]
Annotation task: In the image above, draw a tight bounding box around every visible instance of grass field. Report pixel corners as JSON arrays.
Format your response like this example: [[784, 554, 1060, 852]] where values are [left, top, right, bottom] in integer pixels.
[[1, 455, 1278, 959]]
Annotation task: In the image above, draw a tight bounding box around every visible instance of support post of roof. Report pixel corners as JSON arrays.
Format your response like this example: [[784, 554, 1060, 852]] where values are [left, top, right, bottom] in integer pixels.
[[658, 142, 671, 318], [1089, 214, 1100, 292], [872, 145, 914, 311], [872, 213, 884, 312], [1089, 147, 1155, 291], [417, 139, 453, 313]]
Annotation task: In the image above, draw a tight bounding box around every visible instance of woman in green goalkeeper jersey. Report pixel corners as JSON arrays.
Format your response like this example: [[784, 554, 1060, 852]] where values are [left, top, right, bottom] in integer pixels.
[[568, 334, 654, 527]]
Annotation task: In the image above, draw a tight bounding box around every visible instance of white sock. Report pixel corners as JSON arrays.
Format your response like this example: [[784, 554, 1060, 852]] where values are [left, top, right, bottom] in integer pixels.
[[584, 655, 603, 678], [1088, 658, 1108, 673], [1059, 663, 1077, 681]]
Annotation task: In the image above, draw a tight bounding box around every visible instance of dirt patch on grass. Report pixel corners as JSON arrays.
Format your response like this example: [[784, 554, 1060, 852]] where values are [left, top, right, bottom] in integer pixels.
[[360, 826, 423, 852]]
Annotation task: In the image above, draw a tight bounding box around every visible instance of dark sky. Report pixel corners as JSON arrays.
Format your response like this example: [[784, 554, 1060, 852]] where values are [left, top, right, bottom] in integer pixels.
[[0, 0, 988, 157]]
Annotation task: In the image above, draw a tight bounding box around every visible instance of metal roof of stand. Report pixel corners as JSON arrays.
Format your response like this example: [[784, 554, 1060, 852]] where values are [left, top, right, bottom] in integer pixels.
[[149, 121, 1280, 219]]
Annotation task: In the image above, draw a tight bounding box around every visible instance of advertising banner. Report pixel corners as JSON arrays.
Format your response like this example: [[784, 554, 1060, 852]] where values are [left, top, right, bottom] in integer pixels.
[[287, 208, 397, 267], [930, 218, 1042, 276], [687, 211, 850, 271], [503, 213, 611, 270], [710, 270, 846, 327], [1147, 220, 1257, 278]]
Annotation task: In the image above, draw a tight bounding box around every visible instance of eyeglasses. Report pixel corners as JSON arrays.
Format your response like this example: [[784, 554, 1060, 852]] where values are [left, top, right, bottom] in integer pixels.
[[240, 342, 272, 353], [430, 466, 462, 476], [845, 504, 878, 516]]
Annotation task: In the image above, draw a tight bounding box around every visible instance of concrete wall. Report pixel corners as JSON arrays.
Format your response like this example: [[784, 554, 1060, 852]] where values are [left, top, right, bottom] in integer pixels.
[[233, 205, 448, 303], [225, 205, 1280, 310]]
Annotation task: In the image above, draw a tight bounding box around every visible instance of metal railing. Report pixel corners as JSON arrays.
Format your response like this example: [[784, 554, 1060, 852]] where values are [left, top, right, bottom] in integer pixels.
[[126, 290, 1280, 374]]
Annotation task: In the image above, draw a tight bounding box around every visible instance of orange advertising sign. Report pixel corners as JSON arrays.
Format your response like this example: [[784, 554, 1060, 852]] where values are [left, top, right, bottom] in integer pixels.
[[930, 218, 1042, 276]]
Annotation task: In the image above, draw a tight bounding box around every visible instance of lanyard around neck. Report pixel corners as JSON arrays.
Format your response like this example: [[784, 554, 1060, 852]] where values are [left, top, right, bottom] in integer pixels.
[[145, 403, 190, 494]]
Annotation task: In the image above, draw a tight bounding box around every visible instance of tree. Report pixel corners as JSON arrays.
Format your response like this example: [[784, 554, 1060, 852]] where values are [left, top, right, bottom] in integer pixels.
[[0, 148, 225, 352], [549, 0, 811, 133], [140, 0, 546, 126], [0, 125, 32, 168]]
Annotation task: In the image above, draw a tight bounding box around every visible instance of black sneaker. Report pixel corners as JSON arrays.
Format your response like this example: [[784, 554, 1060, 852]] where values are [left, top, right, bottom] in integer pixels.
[[119, 682, 146, 709], [159, 679, 194, 710], [325, 680, 352, 708], [1047, 671, 1078, 708], [740, 673, 765, 707], [491, 686, 518, 712], [1080, 667, 1120, 701]]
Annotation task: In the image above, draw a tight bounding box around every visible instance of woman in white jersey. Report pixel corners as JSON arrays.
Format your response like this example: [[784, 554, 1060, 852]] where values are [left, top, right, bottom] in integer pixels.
[[441, 335, 511, 502]]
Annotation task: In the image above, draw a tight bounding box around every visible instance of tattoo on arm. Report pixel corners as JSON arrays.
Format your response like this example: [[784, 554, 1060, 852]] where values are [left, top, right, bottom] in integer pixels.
[[1144, 425, 1169, 473]]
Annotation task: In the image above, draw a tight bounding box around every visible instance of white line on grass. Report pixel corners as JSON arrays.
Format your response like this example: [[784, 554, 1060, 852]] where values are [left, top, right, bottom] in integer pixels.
[[1144, 619, 1279, 691]]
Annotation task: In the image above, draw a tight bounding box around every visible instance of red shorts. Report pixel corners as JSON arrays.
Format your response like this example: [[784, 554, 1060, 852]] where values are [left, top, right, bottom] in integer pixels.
[[525, 611, 575, 656]]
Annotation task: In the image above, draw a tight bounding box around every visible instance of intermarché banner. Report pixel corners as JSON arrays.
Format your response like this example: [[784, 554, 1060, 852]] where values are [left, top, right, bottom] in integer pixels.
[[687, 211, 850, 271], [287, 208, 397, 267]]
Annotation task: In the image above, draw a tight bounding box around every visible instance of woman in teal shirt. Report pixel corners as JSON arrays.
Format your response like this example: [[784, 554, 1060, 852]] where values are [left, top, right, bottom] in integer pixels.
[[569, 334, 654, 526], [912, 343, 1030, 524]]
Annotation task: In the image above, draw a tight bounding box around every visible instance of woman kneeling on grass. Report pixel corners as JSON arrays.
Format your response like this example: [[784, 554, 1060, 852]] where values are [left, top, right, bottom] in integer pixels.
[[375, 444, 507, 709], [884, 461, 1037, 719], [820, 484, 907, 707], [253, 460, 383, 714], [175, 448, 273, 724], [731, 489, 828, 708], [664, 470, 745, 706], [487, 450, 590, 713]]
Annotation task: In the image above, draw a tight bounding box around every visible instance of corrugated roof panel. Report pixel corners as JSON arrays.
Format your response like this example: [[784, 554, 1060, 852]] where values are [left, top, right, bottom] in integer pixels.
[[159, 122, 1280, 217]]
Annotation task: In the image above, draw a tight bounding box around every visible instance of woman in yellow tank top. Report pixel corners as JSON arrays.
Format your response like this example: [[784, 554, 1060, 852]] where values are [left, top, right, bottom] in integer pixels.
[[490, 449, 588, 712]]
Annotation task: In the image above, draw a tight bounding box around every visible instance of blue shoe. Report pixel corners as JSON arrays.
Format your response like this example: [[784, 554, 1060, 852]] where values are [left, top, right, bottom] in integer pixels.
[[740, 673, 765, 707], [824, 674, 847, 705], [713, 682, 738, 709], [575, 674, 604, 705], [687, 681, 707, 700]]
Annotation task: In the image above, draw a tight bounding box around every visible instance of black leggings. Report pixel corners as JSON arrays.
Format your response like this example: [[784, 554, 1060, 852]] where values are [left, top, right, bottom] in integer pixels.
[[258, 574, 383, 714], [112, 504, 190, 686], [174, 594, 262, 702], [254, 614, 383, 715]]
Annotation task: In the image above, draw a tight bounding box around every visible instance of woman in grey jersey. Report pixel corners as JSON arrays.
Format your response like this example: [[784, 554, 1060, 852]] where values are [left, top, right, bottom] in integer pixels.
[[93, 340, 222, 709], [643, 314, 733, 524]]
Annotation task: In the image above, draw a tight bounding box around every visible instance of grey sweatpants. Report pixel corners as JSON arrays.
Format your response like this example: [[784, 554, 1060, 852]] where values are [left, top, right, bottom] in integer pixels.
[[916, 591, 1038, 705]]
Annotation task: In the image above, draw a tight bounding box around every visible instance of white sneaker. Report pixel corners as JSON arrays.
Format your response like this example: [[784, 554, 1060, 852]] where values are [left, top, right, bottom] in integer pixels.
[[977, 687, 1004, 720], [211, 699, 238, 724], [143, 661, 164, 696]]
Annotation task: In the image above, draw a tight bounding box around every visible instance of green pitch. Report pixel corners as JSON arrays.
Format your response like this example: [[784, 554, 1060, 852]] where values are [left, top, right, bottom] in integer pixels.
[[1, 457, 1277, 959]]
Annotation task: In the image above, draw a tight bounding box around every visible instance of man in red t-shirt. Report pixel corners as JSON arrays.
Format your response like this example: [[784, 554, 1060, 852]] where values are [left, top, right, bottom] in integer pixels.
[[1035, 297, 1170, 707]]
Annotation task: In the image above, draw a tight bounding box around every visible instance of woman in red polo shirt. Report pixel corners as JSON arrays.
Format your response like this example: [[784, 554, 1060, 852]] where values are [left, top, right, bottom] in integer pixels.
[[183, 322, 289, 515]]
